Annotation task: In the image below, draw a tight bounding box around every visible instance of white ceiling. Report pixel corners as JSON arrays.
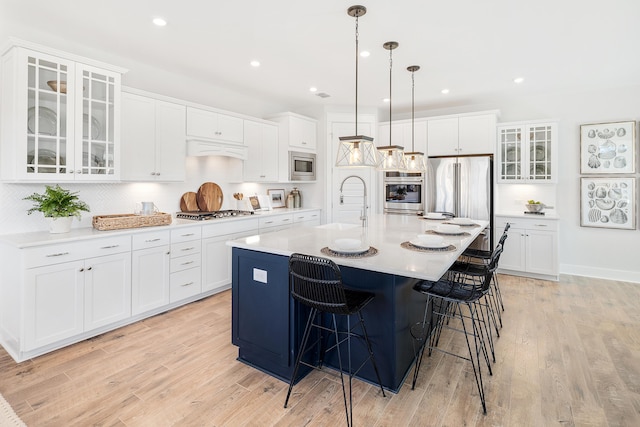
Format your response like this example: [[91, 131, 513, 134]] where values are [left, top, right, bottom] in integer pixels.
[[4, 0, 640, 115]]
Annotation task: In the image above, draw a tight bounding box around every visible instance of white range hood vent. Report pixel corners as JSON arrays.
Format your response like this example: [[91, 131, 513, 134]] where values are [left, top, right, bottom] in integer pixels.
[[186, 139, 248, 160]]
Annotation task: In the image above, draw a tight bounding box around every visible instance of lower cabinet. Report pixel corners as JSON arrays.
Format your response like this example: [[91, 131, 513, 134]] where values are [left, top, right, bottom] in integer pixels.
[[495, 215, 559, 280], [259, 213, 294, 232], [169, 227, 202, 303], [292, 210, 321, 226], [131, 230, 171, 315]]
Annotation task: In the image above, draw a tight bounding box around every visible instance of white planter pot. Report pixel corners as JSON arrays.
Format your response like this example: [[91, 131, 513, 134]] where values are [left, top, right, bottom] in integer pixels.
[[49, 216, 74, 234]]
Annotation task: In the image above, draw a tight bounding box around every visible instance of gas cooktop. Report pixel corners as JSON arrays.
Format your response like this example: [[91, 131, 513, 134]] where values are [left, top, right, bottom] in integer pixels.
[[176, 210, 254, 221]]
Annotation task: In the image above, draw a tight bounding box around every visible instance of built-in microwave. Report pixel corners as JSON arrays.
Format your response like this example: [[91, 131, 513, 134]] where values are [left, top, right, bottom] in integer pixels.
[[289, 151, 316, 181]]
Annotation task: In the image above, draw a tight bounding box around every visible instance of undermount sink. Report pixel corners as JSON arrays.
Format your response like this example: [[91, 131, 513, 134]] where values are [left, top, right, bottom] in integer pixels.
[[315, 222, 360, 230]]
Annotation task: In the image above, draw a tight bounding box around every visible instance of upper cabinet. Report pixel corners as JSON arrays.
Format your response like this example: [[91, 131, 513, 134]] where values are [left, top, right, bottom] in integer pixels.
[[186, 107, 243, 145], [427, 112, 497, 157], [267, 112, 317, 152], [242, 120, 279, 182], [120, 91, 186, 182], [378, 121, 427, 155], [0, 41, 126, 182], [497, 121, 557, 183]]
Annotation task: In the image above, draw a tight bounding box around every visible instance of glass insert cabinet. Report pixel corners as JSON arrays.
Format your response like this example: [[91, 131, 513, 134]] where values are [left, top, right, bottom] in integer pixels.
[[497, 121, 558, 183], [1, 41, 126, 181]]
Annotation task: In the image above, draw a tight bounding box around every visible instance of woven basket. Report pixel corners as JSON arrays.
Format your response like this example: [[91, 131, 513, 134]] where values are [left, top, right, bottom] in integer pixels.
[[92, 213, 172, 231]]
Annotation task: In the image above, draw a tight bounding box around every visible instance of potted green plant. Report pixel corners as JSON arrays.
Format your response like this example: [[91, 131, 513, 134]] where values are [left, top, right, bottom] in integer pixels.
[[23, 185, 90, 233]]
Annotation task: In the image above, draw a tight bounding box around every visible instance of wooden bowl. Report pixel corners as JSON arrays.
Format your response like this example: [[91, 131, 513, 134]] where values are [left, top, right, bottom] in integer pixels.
[[47, 80, 67, 93]]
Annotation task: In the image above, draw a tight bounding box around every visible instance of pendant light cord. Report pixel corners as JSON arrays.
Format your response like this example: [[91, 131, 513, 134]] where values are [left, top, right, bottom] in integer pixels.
[[355, 13, 359, 136], [411, 70, 415, 151], [388, 47, 392, 148]]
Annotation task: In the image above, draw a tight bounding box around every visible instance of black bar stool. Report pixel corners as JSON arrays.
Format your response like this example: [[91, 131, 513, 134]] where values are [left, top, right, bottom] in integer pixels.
[[284, 253, 386, 427], [410, 244, 503, 414]]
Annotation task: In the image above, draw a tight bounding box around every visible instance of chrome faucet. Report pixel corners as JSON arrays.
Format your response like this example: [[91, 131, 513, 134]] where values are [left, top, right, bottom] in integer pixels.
[[339, 175, 368, 227]]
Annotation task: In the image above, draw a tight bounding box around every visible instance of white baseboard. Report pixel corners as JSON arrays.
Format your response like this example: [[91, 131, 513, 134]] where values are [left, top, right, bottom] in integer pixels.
[[560, 263, 640, 284]]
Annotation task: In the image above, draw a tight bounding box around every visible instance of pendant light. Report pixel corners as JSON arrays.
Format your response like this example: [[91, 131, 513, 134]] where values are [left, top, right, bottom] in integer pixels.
[[403, 65, 427, 171], [336, 5, 379, 167], [377, 41, 407, 171]]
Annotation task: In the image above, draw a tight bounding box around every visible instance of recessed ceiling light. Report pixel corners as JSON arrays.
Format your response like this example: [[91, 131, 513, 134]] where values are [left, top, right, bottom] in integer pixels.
[[250, 60, 260, 67], [309, 87, 317, 92], [513, 77, 524, 84], [152, 17, 167, 27], [360, 51, 370, 58], [441, 89, 450, 94]]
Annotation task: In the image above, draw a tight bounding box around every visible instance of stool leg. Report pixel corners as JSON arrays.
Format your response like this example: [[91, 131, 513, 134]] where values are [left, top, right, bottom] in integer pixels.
[[461, 302, 487, 414], [357, 311, 386, 397], [331, 314, 351, 427], [285, 307, 317, 408]]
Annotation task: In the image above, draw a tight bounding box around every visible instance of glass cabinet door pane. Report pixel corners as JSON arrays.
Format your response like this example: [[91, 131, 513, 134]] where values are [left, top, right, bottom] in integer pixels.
[[26, 55, 71, 175], [528, 125, 552, 180], [499, 127, 522, 180]]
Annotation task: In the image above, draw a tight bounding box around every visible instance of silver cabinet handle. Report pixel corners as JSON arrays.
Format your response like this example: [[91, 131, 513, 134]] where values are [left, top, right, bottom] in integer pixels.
[[181, 281, 194, 287], [181, 261, 194, 266], [182, 233, 195, 237], [46, 252, 69, 257], [100, 245, 119, 249], [282, 218, 290, 222], [533, 224, 548, 227], [145, 238, 161, 242], [181, 247, 195, 252]]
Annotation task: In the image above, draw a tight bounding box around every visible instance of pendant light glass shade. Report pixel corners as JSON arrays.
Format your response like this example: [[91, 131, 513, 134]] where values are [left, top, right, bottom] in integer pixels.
[[403, 65, 427, 172], [336, 5, 378, 167], [377, 41, 406, 171]]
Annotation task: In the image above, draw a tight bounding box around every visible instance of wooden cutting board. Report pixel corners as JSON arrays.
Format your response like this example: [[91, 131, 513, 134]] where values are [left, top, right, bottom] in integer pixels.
[[179, 192, 199, 212], [196, 182, 223, 212]]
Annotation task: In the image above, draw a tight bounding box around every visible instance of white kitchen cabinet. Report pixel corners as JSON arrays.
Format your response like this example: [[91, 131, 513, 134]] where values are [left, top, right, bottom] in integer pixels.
[[259, 213, 294, 232], [267, 112, 317, 151], [186, 107, 243, 144], [131, 230, 171, 315], [120, 91, 186, 181], [292, 210, 321, 226], [427, 113, 497, 157], [495, 215, 558, 280], [497, 121, 557, 183], [378, 120, 427, 154], [169, 227, 202, 303], [201, 218, 259, 293], [0, 41, 126, 182], [243, 120, 279, 182], [22, 235, 131, 351]]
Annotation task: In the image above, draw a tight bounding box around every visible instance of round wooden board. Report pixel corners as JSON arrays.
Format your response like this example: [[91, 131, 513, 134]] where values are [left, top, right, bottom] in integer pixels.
[[179, 192, 199, 212], [196, 182, 223, 212]]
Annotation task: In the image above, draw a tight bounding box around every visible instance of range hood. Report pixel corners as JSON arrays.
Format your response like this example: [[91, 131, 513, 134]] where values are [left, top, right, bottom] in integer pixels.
[[186, 139, 248, 160]]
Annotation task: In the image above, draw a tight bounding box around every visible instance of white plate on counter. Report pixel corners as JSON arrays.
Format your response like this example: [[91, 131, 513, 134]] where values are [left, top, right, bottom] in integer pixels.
[[423, 213, 446, 220], [434, 224, 464, 235], [448, 217, 476, 226], [409, 239, 449, 249], [329, 238, 369, 254]]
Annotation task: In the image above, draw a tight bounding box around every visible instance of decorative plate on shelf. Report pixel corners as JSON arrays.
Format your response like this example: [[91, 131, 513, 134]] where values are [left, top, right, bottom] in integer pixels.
[[27, 106, 57, 136]]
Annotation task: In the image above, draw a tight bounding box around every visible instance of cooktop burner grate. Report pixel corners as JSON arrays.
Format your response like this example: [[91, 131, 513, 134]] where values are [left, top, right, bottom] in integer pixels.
[[176, 210, 254, 220]]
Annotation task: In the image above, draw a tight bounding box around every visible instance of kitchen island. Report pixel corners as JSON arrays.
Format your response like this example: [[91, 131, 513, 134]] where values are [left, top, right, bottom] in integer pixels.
[[228, 214, 489, 392]]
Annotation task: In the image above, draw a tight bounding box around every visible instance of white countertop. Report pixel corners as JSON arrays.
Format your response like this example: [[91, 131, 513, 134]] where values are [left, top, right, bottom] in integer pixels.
[[227, 214, 489, 282], [495, 211, 559, 220], [0, 208, 320, 248]]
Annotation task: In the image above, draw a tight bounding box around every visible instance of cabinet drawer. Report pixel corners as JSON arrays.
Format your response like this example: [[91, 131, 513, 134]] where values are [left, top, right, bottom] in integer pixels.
[[202, 218, 260, 238], [25, 236, 131, 268], [171, 227, 202, 243], [170, 268, 202, 302], [133, 230, 171, 250], [293, 211, 320, 223], [496, 216, 558, 232], [170, 253, 201, 273], [259, 214, 293, 229], [171, 240, 201, 258]]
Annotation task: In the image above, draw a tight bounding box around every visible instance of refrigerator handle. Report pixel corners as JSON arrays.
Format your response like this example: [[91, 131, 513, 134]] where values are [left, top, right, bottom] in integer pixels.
[[454, 162, 460, 217]]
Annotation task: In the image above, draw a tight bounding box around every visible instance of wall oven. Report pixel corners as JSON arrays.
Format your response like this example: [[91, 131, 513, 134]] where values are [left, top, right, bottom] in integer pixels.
[[383, 171, 424, 215]]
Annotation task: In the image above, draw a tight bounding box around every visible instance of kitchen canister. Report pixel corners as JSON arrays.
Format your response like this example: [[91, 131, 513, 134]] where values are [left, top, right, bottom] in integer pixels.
[[291, 187, 301, 208]]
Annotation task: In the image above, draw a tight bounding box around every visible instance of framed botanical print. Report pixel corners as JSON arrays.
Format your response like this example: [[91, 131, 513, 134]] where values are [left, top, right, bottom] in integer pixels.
[[580, 177, 635, 229], [580, 121, 635, 174]]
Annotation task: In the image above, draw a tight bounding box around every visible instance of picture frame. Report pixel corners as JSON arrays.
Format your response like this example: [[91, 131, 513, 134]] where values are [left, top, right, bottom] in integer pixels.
[[580, 177, 635, 229], [580, 121, 635, 174], [249, 196, 261, 211], [267, 189, 286, 208]]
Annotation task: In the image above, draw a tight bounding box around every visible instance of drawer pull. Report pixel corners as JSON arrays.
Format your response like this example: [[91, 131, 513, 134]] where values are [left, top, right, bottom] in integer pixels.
[[282, 218, 290, 222], [100, 245, 119, 249], [181, 261, 194, 266], [182, 233, 195, 237], [533, 224, 548, 227], [181, 247, 195, 251], [181, 281, 194, 287], [265, 221, 274, 224], [46, 252, 69, 258], [145, 238, 162, 242]]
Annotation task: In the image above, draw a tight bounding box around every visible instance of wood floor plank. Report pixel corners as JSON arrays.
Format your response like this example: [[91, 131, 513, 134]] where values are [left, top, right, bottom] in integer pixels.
[[1, 275, 640, 426]]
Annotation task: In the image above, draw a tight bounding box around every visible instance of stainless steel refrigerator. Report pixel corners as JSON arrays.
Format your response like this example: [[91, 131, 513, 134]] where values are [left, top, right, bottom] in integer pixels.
[[425, 155, 494, 250]]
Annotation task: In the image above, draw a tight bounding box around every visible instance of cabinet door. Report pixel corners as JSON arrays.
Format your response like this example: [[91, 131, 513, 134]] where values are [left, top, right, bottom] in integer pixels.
[[427, 118, 458, 156], [403, 121, 428, 155], [21, 50, 76, 181], [155, 100, 186, 181], [497, 125, 524, 181], [84, 253, 131, 331], [217, 113, 244, 144], [75, 64, 120, 179], [458, 115, 495, 155], [377, 123, 405, 147], [498, 229, 526, 272], [242, 120, 263, 181], [289, 116, 316, 150], [120, 92, 156, 180], [132, 245, 170, 315], [525, 124, 555, 182], [525, 229, 558, 275], [202, 235, 232, 292], [261, 123, 279, 180], [186, 107, 217, 139], [25, 261, 85, 350]]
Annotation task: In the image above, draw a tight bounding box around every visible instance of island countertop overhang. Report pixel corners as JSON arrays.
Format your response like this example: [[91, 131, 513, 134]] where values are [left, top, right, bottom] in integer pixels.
[[227, 214, 489, 282]]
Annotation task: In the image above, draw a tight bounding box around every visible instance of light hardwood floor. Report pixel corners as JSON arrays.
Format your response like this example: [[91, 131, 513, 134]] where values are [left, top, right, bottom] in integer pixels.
[[1, 274, 639, 426]]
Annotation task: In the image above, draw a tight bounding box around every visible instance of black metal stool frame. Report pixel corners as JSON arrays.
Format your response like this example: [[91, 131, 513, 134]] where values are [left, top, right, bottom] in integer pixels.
[[284, 253, 386, 427]]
